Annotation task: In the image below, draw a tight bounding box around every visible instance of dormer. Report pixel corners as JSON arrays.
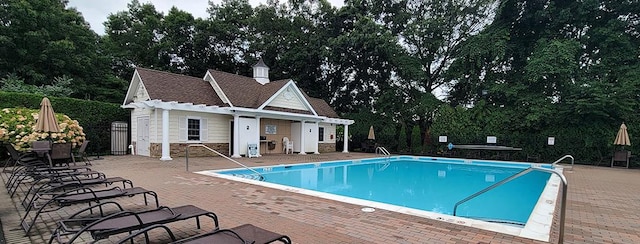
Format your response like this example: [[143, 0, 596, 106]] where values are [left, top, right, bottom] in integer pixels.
[[253, 59, 270, 85]]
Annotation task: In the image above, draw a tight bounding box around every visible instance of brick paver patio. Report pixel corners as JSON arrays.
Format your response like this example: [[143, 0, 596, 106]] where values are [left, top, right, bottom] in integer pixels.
[[2, 152, 640, 243]]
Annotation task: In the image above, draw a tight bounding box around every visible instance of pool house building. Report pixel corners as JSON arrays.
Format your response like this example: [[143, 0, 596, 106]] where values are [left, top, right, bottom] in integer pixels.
[[122, 60, 354, 160]]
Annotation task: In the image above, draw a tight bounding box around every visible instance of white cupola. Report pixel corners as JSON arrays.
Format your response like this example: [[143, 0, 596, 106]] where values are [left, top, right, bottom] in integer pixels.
[[252, 59, 270, 84]]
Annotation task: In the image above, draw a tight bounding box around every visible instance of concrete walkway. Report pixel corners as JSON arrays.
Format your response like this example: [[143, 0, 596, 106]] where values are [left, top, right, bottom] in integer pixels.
[[2, 152, 640, 243]]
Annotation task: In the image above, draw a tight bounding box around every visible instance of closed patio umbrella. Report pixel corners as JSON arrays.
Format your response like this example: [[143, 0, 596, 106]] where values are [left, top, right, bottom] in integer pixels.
[[35, 97, 61, 133], [368, 126, 375, 140], [613, 123, 630, 146]]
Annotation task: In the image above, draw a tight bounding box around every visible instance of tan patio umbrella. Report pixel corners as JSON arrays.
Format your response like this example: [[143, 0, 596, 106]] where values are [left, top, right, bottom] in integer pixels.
[[613, 123, 630, 146], [368, 125, 375, 140], [35, 97, 61, 133]]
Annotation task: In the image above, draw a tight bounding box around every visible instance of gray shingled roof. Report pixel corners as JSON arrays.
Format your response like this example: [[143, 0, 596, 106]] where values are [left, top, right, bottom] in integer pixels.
[[252, 58, 269, 68], [308, 98, 340, 118], [137, 67, 339, 118], [136, 68, 225, 106], [208, 70, 288, 108]]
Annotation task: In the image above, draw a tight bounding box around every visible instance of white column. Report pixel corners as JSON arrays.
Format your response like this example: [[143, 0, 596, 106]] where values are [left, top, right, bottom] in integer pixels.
[[298, 120, 307, 155], [256, 116, 262, 157], [314, 121, 320, 154], [160, 109, 172, 161], [231, 114, 241, 158], [342, 124, 349, 153]]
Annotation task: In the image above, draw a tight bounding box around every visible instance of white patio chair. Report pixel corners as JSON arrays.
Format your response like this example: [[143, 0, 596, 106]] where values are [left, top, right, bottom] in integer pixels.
[[282, 137, 293, 154]]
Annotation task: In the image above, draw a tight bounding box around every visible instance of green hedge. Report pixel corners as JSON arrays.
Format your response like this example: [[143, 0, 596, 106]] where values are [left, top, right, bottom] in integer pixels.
[[345, 103, 638, 167], [0, 92, 129, 157]]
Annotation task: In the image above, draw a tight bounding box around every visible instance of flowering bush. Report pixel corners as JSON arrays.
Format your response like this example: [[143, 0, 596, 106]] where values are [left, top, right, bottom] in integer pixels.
[[0, 108, 86, 151]]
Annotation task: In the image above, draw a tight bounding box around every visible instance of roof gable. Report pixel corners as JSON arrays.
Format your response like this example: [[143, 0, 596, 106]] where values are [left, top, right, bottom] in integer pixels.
[[205, 69, 336, 117], [129, 68, 224, 106], [123, 70, 142, 105], [207, 70, 288, 108], [260, 81, 317, 115], [203, 71, 232, 106]]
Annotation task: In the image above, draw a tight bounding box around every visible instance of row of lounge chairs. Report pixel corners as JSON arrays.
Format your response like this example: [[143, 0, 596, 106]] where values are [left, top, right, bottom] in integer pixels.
[[116, 223, 292, 243], [2, 143, 291, 243]]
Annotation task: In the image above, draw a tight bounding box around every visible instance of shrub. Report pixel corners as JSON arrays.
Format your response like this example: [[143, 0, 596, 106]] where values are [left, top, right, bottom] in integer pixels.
[[0, 107, 85, 151], [411, 125, 422, 154], [398, 125, 408, 153], [0, 92, 130, 156]]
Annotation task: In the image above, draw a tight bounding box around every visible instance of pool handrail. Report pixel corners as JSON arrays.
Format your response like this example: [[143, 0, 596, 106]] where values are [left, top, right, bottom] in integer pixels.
[[551, 155, 574, 170], [375, 147, 390, 156], [452, 166, 567, 243], [185, 144, 264, 181]]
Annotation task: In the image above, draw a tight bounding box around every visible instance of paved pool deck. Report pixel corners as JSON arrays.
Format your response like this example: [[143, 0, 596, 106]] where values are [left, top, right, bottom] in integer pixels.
[[2, 152, 639, 243]]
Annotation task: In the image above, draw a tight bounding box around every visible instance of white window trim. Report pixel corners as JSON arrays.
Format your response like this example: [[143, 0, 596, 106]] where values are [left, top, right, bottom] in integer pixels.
[[183, 116, 208, 143]]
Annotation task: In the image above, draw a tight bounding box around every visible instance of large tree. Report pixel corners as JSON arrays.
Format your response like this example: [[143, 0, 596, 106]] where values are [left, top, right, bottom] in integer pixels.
[[0, 0, 126, 102], [103, 0, 166, 77], [202, 0, 256, 75], [249, 0, 337, 100], [448, 0, 640, 130]]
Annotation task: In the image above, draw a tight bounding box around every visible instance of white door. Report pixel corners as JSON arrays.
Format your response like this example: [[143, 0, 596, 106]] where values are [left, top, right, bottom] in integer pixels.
[[238, 117, 258, 156], [304, 123, 318, 152], [137, 117, 150, 156]]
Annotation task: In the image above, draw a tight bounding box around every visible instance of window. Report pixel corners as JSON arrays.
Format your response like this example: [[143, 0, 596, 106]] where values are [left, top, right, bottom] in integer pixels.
[[318, 127, 325, 142], [187, 119, 200, 141], [180, 116, 208, 142]]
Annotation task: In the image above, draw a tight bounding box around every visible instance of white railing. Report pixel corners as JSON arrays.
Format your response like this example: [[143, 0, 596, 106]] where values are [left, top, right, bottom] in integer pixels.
[[375, 147, 390, 156], [453, 167, 568, 243], [185, 144, 263, 180], [552, 155, 574, 170]]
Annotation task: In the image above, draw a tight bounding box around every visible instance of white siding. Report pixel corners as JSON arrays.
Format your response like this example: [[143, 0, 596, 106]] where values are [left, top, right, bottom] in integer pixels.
[[134, 82, 150, 102], [148, 109, 159, 143], [268, 89, 308, 111], [319, 123, 336, 144], [167, 111, 231, 143], [149, 109, 159, 143]]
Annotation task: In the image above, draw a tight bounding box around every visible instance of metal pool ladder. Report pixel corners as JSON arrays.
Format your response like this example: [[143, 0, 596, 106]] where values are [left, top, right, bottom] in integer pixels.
[[185, 144, 264, 181], [452, 166, 568, 243], [375, 147, 391, 171], [375, 147, 390, 156], [552, 154, 574, 170]]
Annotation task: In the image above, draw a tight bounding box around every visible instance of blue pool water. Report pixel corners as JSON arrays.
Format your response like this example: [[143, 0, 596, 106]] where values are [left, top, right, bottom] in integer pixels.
[[214, 156, 552, 225]]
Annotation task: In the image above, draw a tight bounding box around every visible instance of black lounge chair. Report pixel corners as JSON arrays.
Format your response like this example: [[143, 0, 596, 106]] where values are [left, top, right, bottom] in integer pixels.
[[21, 186, 159, 234], [6, 164, 99, 197], [72, 140, 91, 165], [2, 144, 41, 169], [3, 144, 48, 183], [115, 223, 291, 244], [50, 205, 219, 244], [20, 175, 134, 210], [5, 144, 94, 190]]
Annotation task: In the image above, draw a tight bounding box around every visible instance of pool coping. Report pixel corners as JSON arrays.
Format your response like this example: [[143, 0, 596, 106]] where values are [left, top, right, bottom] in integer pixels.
[[196, 156, 561, 242]]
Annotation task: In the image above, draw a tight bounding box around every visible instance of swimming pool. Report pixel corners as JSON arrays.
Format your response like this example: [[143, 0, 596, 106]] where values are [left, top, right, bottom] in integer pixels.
[[197, 156, 562, 242]]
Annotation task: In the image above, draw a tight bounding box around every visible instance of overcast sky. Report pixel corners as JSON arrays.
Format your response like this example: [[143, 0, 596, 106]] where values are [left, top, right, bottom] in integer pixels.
[[67, 0, 345, 35]]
